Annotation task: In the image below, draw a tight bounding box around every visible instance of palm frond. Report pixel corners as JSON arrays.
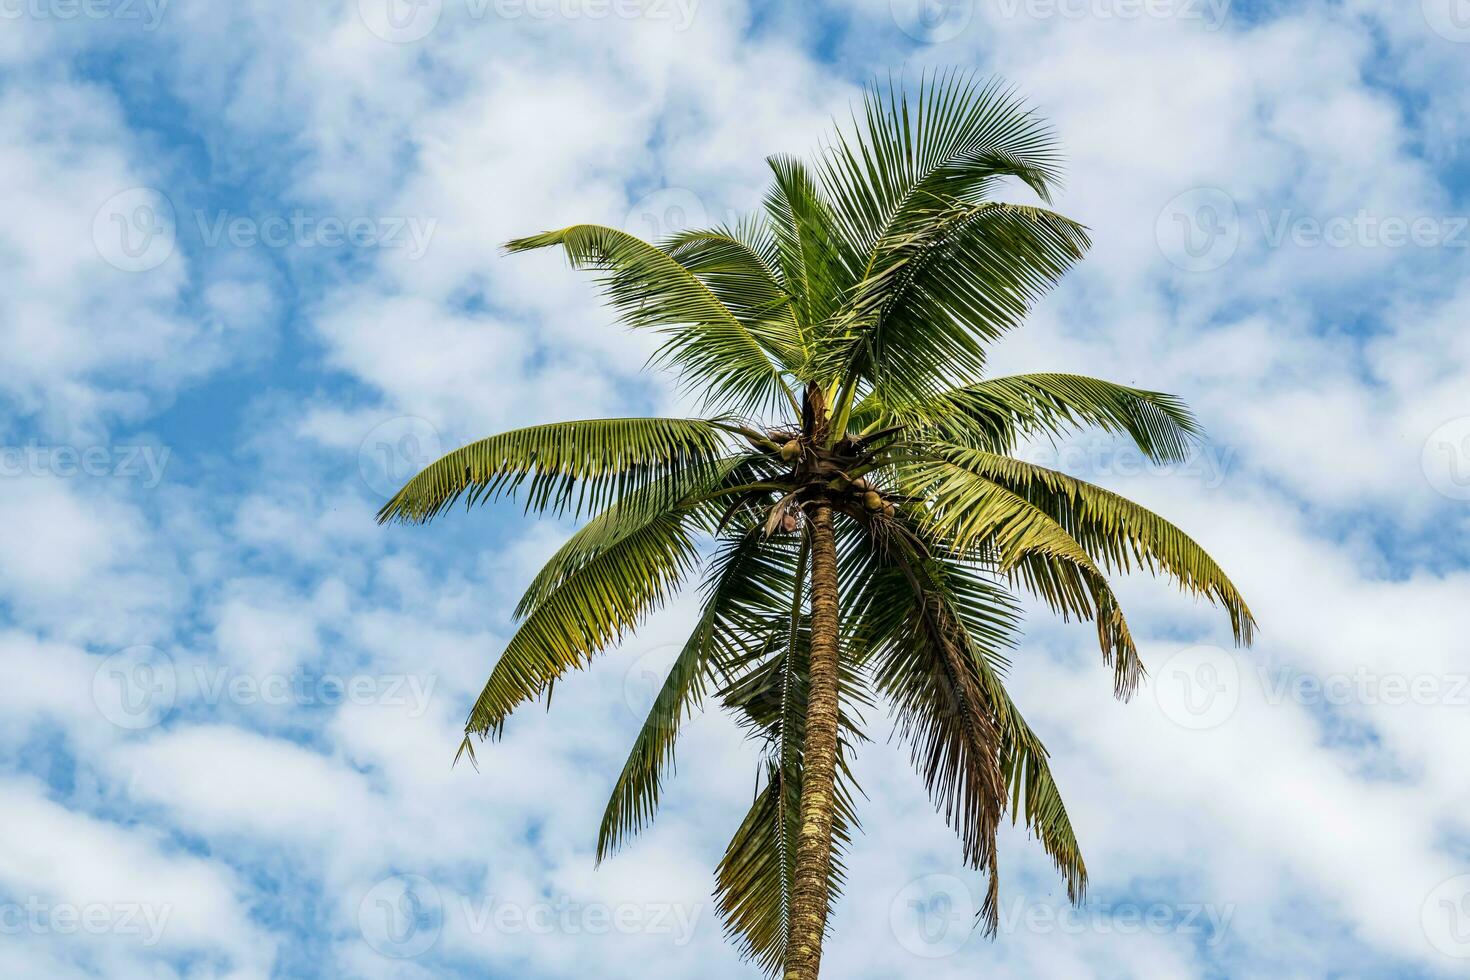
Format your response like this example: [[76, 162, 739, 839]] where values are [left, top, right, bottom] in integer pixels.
[[931, 446, 1255, 645], [377, 417, 727, 524], [506, 224, 798, 413], [463, 509, 699, 741], [661, 221, 804, 367], [819, 71, 1067, 259], [910, 373, 1201, 463], [825, 202, 1089, 405], [597, 527, 797, 861], [902, 460, 1144, 698]]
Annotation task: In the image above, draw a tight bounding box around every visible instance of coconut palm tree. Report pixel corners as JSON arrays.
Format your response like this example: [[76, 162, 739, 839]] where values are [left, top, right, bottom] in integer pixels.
[[378, 72, 1254, 980]]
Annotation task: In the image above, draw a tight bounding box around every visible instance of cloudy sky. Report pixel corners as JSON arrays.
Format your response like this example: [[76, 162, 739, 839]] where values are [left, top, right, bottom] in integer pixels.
[[2, 0, 1468, 976]]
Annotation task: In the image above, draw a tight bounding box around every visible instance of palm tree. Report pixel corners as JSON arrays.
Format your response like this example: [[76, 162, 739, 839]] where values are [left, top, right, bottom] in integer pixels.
[[378, 72, 1254, 980]]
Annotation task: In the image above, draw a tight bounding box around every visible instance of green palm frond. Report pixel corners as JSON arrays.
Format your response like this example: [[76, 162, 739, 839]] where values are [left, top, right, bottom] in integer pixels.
[[908, 373, 1202, 463], [762, 155, 861, 345], [661, 221, 803, 366], [930, 446, 1255, 645], [825, 202, 1090, 406], [849, 519, 1010, 931], [506, 225, 798, 414], [377, 417, 728, 524], [819, 71, 1066, 260], [597, 526, 797, 861], [851, 520, 1088, 915], [902, 459, 1144, 698]]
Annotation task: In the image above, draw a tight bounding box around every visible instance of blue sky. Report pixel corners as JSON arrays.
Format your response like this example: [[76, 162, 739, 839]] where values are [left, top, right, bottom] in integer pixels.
[[2, 0, 1469, 977]]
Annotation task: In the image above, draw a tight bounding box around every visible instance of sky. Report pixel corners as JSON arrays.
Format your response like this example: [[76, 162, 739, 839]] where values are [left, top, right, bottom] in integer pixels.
[[1, 0, 1468, 977]]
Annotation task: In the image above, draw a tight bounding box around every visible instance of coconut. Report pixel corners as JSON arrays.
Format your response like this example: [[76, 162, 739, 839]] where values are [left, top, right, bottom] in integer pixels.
[[780, 439, 801, 461], [863, 490, 883, 511]]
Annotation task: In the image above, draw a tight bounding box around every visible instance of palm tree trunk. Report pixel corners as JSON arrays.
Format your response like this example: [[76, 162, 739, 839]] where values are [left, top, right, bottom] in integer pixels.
[[785, 500, 841, 980]]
